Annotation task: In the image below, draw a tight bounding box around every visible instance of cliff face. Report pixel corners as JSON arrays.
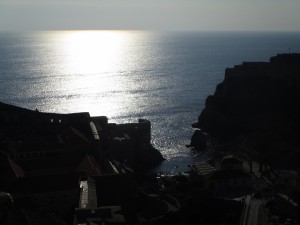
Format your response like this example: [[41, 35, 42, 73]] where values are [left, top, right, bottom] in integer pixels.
[[194, 54, 300, 168]]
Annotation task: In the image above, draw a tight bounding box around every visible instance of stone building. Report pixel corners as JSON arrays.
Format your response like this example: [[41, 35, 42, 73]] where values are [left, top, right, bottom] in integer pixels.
[[191, 156, 252, 192]]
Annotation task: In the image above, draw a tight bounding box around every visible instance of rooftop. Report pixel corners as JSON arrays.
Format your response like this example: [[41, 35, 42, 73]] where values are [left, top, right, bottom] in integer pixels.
[[192, 160, 216, 176]]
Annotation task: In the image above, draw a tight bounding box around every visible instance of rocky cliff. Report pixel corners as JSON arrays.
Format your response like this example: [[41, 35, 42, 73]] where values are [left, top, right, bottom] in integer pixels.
[[192, 54, 300, 168]]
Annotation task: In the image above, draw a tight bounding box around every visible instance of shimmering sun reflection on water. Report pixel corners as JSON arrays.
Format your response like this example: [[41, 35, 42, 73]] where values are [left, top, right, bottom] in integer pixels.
[[52, 30, 135, 116], [60, 30, 128, 74]]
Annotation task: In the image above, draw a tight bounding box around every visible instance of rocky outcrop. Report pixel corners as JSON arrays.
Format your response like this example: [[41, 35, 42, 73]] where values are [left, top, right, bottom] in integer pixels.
[[188, 130, 208, 150], [192, 54, 300, 168]]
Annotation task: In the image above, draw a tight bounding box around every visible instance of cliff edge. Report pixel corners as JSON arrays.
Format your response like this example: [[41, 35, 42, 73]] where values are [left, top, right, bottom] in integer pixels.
[[192, 54, 300, 168]]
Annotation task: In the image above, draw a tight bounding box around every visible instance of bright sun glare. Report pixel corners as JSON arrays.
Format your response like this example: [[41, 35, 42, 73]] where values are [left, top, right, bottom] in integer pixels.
[[60, 30, 129, 75], [51, 30, 134, 115]]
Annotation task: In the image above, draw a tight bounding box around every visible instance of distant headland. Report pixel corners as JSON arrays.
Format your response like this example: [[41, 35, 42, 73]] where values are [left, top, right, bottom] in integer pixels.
[[191, 53, 300, 170]]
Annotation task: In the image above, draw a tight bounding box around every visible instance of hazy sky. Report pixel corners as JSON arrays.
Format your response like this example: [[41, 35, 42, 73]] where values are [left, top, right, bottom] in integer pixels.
[[0, 0, 300, 31]]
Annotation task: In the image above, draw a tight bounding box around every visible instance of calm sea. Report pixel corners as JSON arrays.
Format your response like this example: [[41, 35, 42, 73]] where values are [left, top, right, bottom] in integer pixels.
[[1, 31, 300, 173]]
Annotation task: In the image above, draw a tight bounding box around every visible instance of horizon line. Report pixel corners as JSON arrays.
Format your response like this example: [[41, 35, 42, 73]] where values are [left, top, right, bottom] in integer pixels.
[[1, 29, 300, 33]]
